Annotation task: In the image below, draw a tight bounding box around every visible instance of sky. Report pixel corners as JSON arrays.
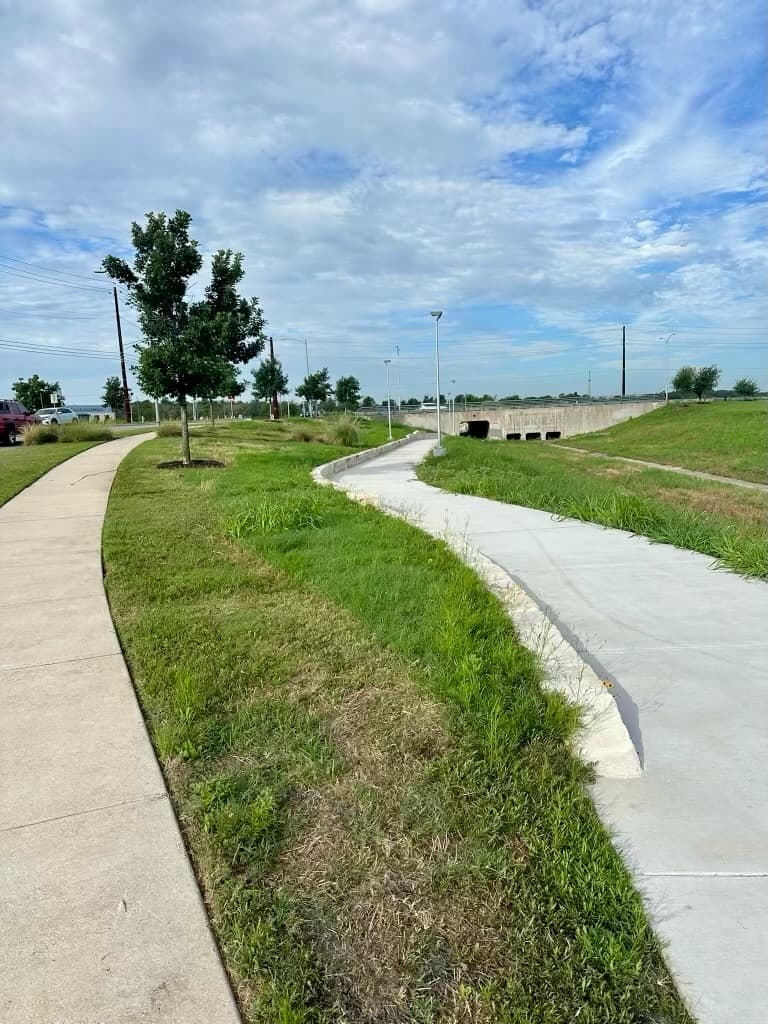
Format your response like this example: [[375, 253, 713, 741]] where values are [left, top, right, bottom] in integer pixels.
[[0, 0, 765, 406]]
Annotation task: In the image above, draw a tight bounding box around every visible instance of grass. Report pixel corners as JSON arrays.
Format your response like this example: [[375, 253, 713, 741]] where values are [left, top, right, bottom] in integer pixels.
[[22, 421, 115, 444], [103, 418, 691, 1024], [559, 400, 767, 482], [418, 438, 768, 579], [0, 442, 97, 507]]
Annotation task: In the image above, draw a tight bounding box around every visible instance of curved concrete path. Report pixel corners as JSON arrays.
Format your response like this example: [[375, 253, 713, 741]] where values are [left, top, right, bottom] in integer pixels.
[[332, 437, 768, 1024], [0, 437, 240, 1023]]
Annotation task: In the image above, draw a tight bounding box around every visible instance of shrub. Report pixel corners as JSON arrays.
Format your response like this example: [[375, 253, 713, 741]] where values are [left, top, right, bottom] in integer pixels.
[[22, 423, 59, 445], [322, 414, 361, 447], [157, 421, 183, 437], [289, 425, 316, 443], [58, 422, 114, 443]]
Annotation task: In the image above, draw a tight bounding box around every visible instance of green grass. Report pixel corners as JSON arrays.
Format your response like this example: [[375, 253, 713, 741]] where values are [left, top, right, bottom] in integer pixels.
[[560, 400, 767, 482], [418, 438, 768, 579], [0, 442, 97, 507], [103, 418, 690, 1024]]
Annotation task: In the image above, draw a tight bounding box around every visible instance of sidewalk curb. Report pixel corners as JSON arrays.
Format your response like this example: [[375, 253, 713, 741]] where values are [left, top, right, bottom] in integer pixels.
[[314, 439, 642, 779]]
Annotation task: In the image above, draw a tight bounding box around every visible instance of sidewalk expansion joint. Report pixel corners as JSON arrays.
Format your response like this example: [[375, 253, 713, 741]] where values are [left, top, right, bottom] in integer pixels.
[[0, 793, 168, 835]]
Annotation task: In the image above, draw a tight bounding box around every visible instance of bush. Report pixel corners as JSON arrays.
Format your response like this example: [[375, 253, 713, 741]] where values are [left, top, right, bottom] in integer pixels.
[[289, 425, 316, 443], [157, 421, 182, 437], [22, 423, 59, 445], [58, 422, 114, 443], [322, 414, 361, 447]]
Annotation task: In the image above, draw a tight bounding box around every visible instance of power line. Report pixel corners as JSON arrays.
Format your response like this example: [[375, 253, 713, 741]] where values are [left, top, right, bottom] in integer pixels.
[[0, 306, 105, 320], [0, 338, 125, 361], [0, 264, 110, 294], [0, 255, 106, 284]]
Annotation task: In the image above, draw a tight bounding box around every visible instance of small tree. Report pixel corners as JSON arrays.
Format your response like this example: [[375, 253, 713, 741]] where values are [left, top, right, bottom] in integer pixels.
[[13, 375, 62, 411], [102, 376, 125, 417], [672, 366, 696, 399], [360, 395, 376, 408], [102, 210, 266, 466], [692, 364, 720, 402], [296, 368, 331, 414], [253, 356, 289, 417], [335, 375, 361, 410], [733, 376, 759, 399]]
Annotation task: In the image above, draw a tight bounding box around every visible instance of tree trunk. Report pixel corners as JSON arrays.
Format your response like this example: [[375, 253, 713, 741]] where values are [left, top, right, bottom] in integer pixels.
[[209, 401, 215, 428], [179, 400, 192, 467]]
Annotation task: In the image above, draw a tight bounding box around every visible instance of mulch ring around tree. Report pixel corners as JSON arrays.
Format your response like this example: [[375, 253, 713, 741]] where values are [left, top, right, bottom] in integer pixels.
[[156, 459, 225, 469]]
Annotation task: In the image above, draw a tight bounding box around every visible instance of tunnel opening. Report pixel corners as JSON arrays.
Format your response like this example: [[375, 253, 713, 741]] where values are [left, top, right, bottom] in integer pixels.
[[525, 431, 541, 440], [545, 430, 561, 440], [459, 420, 490, 439], [505, 432, 522, 440]]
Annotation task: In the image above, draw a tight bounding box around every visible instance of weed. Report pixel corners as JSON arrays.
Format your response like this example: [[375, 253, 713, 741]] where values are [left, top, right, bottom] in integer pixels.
[[322, 414, 361, 446], [22, 423, 59, 445], [58, 422, 114, 443], [157, 421, 183, 437], [224, 493, 326, 538]]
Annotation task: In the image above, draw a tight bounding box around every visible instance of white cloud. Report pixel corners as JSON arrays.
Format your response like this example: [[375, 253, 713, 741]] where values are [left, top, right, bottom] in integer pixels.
[[0, 0, 765, 401]]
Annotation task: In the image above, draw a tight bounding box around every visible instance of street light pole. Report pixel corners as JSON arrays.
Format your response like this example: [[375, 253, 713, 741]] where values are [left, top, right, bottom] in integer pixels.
[[431, 310, 445, 454], [396, 344, 402, 410], [450, 378, 456, 435], [661, 333, 676, 403], [384, 359, 393, 440]]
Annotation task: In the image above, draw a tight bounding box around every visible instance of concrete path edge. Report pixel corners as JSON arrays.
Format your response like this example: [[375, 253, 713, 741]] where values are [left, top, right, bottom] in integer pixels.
[[313, 437, 641, 778]]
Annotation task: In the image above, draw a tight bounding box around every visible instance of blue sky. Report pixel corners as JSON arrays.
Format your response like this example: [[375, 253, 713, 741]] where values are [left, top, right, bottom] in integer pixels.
[[1, 0, 765, 405]]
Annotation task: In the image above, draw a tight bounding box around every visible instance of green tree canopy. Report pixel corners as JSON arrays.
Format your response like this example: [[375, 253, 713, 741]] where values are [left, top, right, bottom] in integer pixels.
[[672, 366, 696, 397], [335, 375, 361, 409], [102, 210, 266, 465], [692, 364, 721, 402], [296, 368, 332, 405], [102, 376, 125, 416], [733, 376, 759, 398], [13, 375, 62, 411], [253, 356, 289, 419], [360, 395, 376, 408]]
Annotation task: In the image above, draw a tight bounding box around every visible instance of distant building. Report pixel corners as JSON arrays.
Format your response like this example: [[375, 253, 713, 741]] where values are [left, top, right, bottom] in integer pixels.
[[69, 405, 114, 422]]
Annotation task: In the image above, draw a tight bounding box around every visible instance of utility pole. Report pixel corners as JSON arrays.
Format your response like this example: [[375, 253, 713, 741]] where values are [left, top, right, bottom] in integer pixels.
[[621, 324, 626, 398], [304, 337, 311, 417], [268, 336, 280, 419], [396, 345, 402, 410], [587, 368, 592, 398], [113, 287, 132, 422], [384, 359, 393, 440]]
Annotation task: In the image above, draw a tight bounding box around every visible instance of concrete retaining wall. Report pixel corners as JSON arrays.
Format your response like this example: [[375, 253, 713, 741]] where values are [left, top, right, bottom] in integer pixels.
[[399, 400, 662, 439], [312, 431, 424, 484]]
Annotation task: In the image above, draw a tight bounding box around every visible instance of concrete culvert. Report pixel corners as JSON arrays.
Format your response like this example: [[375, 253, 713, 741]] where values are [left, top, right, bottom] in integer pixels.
[[525, 431, 541, 440], [545, 430, 561, 440], [460, 420, 490, 439], [506, 432, 522, 440]]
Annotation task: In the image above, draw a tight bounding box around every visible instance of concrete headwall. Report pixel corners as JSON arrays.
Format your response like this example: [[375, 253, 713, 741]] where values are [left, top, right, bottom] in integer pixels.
[[397, 400, 662, 440]]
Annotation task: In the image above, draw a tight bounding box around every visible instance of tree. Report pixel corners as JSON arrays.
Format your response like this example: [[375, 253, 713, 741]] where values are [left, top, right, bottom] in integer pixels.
[[692, 364, 721, 402], [102, 210, 266, 466], [13, 375, 62, 411], [296, 368, 331, 413], [672, 366, 696, 399], [404, 397, 420, 407], [102, 376, 125, 416], [253, 356, 289, 417], [733, 376, 759, 399], [361, 395, 376, 408], [335, 375, 361, 410]]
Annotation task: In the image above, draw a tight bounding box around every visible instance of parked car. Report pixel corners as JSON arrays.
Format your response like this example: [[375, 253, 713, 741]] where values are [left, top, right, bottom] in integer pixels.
[[0, 399, 40, 445], [36, 406, 79, 425]]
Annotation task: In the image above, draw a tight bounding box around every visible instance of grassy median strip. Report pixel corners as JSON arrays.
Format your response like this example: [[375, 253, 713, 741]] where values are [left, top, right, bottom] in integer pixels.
[[104, 419, 690, 1024], [559, 400, 767, 482], [418, 437, 767, 579], [0, 442, 96, 507]]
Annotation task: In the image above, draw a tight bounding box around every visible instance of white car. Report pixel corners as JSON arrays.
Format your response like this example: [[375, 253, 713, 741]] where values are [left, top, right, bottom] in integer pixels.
[[36, 406, 79, 425]]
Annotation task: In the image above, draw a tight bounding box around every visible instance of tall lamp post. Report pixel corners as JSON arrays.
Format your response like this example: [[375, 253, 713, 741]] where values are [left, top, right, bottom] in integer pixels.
[[450, 377, 456, 435], [384, 358, 393, 440], [661, 333, 676, 403], [430, 310, 445, 454]]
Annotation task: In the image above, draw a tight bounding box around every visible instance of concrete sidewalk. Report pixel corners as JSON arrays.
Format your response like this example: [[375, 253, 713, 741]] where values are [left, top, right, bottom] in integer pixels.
[[0, 438, 240, 1023], [333, 437, 768, 1024]]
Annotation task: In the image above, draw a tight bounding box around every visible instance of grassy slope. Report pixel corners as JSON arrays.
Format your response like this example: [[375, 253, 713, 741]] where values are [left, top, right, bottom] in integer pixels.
[[560, 401, 767, 482], [104, 419, 689, 1024], [418, 437, 767, 579], [0, 442, 95, 507]]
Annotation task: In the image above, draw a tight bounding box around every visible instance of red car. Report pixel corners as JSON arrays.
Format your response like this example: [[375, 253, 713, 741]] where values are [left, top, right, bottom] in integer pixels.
[[0, 399, 40, 445]]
